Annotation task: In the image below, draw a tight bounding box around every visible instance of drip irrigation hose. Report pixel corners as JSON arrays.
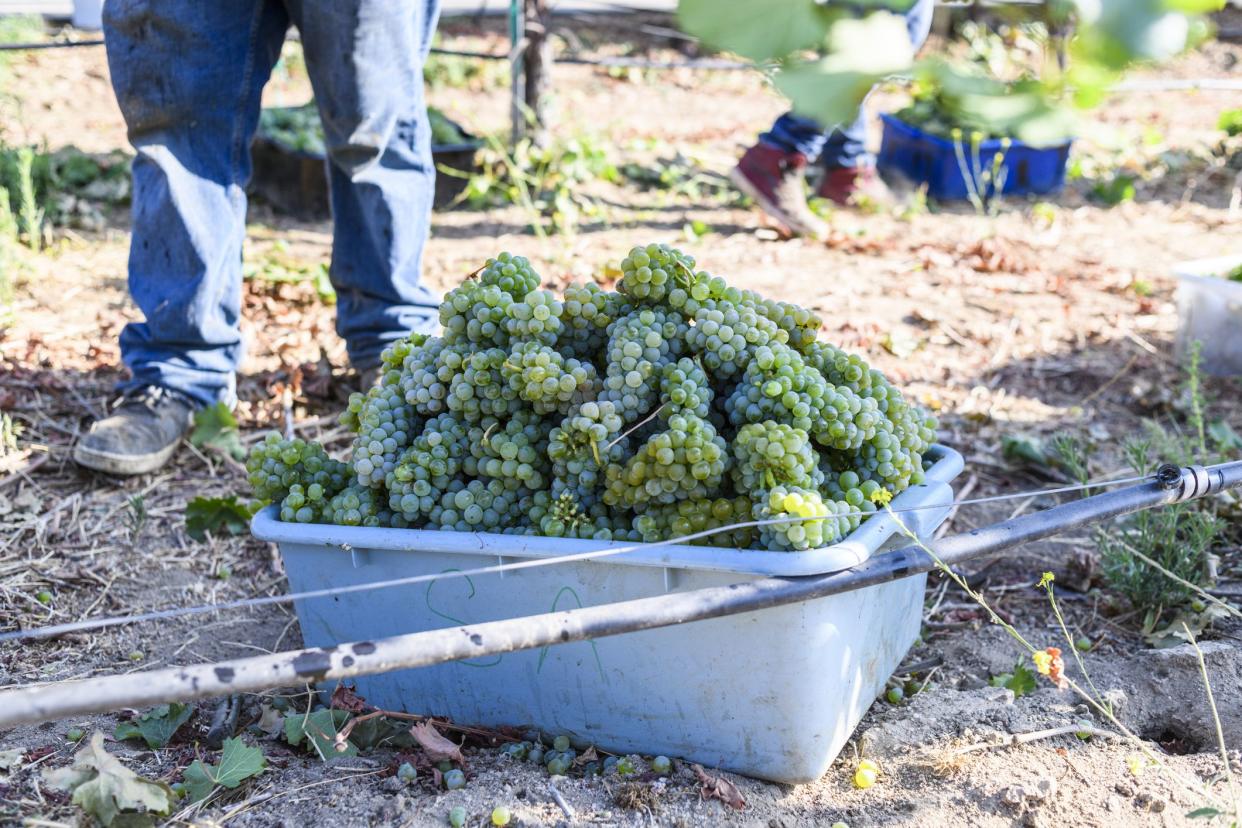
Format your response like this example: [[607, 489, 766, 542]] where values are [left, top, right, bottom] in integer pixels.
[[0, 460, 1237, 729]]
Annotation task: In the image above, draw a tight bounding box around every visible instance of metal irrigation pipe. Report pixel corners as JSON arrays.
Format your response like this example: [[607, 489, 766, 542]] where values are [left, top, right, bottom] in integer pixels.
[[0, 461, 1238, 728]]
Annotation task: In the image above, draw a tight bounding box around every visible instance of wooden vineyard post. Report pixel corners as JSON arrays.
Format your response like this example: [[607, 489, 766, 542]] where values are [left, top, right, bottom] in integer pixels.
[[510, 0, 552, 146]]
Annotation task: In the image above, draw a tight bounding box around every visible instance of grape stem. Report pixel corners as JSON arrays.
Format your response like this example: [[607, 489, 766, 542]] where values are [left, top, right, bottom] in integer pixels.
[[605, 402, 668, 450]]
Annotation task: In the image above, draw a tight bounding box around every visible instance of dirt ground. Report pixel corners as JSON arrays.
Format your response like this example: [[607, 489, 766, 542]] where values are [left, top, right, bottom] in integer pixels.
[[2, 11, 1242, 828]]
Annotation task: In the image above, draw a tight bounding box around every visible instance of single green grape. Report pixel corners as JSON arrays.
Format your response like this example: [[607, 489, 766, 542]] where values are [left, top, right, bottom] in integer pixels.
[[438, 760, 454, 773], [35, 590, 52, 605], [651, 755, 672, 775], [66, 727, 84, 742], [528, 747, 544, 764], [1075, 636, 1092, 652], [397, 762, 417, 782], [444, 769, 466, 790], [552, 734, 571, 752], [448, 806, 467, 828], [547, 756, 571, 776], [491, 806, 512, 826], [886, 686, 904, 704]]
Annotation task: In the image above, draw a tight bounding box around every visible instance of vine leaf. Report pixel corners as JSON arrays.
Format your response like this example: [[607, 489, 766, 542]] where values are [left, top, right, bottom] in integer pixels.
[[775, 13, 914, 127], [113, 703, 196, 750], [410, 722, 465, 764], [190, 402, 245, 460], [677, 0, 831, 61], [182, 737, 266, 803], [44, 732, 175, 826]]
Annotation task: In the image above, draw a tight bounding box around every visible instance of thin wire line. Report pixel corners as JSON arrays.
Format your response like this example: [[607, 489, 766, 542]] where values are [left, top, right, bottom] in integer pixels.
[[0, 471, 1152, 645]]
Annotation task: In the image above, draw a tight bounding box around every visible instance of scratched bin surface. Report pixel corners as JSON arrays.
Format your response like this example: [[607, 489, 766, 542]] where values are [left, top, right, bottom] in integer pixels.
[[252, 446, 964, 783]]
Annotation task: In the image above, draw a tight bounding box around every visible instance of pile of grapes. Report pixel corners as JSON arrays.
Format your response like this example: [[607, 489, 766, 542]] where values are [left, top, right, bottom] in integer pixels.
[[247, 245, 937, 551]]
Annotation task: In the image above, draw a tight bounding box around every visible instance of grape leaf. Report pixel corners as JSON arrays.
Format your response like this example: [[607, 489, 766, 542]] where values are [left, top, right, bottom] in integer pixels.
[[44, 733, 175, 827], [182, 737, 266, 804], [990, 662, 1037, 698], [283, 709, 358, 760], [186, 496, 256, 541], [190, 402, 245, 460], [113, 703, 196, 749], [677, 0, 831, 62], [775, 13, 914, 128]]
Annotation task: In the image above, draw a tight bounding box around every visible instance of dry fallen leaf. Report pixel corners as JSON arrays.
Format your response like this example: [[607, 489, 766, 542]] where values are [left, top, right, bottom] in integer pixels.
[[330, 685, 369, 714], [410, 722, 465, 764], [572, 746, 599, 768], [692, 763, 746, 810]]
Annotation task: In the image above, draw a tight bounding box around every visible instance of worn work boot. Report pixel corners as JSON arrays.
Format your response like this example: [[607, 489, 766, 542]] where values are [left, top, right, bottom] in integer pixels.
[[730, 143, 828, 239], [73, 386, 196, 476], [817, 165, 897, 209]]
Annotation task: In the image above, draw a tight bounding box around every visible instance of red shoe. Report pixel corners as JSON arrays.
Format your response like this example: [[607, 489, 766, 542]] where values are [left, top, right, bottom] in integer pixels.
[[817, 165, 896, 208], [730, 143, 828, 239]]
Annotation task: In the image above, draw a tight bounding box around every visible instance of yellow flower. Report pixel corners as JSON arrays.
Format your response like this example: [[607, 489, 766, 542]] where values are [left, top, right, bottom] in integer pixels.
[[869, 488, 893, 506], [1037, 571, 1055, 589], [1032, 650, 1053, 676]]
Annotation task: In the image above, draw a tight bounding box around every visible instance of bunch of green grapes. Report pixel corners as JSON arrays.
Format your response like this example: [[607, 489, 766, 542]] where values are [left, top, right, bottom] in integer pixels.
[[503, 341, 599, 415], [247, 433, 350, 504], [479, 251, 540, 296], [468, 411, 551, 491], [599, 307, 687, 423], [547, 401, 628, 504], [528, 489, 622, 540], [440, 280, 512, 347], [322, 484, 388, 527], [753, 486, 854, 552], [685, 300, 788, 378], [428, 478, 529, 532], [603, 414, 727, 508], [731, 421, 823, 493], [386, 414, 468, 522], [632, 495, 755, 548], [658, 358, 712, 421], [447, 346, 523, 423], [727, 343, 880, 452], [557, 282, 624, 362], [746, 295, 821, 353], [399, 338, 464, 416], [618, 243, 699, 305], [345, 381, 418, 488], [505, 289, 564, 346]]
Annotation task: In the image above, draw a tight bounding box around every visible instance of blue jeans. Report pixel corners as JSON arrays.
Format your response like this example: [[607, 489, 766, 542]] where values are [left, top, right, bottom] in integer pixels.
[[103, 0, 442, 407], [760, 0, 935, 168]]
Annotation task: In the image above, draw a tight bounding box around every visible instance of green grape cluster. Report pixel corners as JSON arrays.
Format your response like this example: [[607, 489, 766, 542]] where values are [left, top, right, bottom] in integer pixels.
[[247, 433, 349, 504], [754, 486, 854, 552], [603, 414, 727, 508], [386, 415, 468, 522], [504, 341, 600, 415], [658, 358, 712, 421], [505, 289, 564, 346], [633, 496, 756, 548], [600, 307, 687, 423], [448, 346, 522, 423], [685, 300, 787, 378], [251, 244, 940, 555], [619, 243, 699, 304], [732, 422, 823, 493], [557, 282, 623, 362], [468, 411, 551, 491], [547, 401, 627, 504]]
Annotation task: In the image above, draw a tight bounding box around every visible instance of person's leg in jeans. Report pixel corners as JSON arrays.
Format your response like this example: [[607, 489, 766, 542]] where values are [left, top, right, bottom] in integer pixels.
[[77, 0, 289, 474], [734, 0, 935, 226], [105, 0, 290, 406], [290, 0, 442, 371]]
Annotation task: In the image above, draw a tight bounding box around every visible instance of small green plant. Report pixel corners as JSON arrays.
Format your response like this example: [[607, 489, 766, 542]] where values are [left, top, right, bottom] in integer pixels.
[[1091, 172, 1136, 206], [124, 495, 148, 542], [14, 147, 43, 252], [952, 130, 1009, 216], [1219, 108, 1242, 137], [459, 134, 618, 236]]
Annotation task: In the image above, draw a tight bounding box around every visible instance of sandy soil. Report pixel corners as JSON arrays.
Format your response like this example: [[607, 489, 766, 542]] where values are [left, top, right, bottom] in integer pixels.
[[1, 12, 1242, 828]]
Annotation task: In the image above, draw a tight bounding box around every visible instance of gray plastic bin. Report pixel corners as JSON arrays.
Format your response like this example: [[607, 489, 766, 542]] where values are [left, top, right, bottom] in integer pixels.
[[253, 445, 964, 783], [1175, 255, 1242, 376]]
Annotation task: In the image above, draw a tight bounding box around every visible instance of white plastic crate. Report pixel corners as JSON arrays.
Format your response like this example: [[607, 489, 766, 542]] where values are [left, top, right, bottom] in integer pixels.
[[252, 445, 964, 783], [1175, 255, 1242, 376]]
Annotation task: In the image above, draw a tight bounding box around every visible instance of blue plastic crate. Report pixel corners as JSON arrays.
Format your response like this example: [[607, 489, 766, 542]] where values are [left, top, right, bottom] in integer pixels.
[[877, 114, 1072, 201]]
